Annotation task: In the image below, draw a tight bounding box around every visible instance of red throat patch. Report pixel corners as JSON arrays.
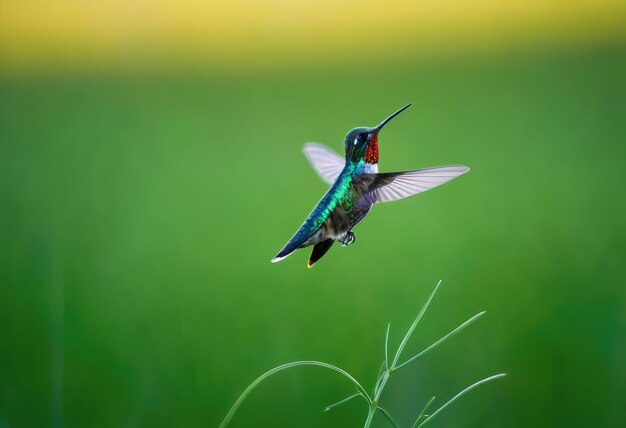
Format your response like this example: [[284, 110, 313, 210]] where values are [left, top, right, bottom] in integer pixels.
[[364, 133, 379, 164]]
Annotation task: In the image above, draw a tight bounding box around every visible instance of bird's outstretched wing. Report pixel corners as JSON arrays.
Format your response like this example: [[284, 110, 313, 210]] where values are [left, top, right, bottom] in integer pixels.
[[302, 142, 345, 184], [367, 165, 469, 203]]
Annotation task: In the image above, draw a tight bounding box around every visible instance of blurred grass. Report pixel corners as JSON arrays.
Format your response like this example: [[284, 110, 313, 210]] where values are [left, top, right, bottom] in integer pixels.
[[1, 43, 626, 427]]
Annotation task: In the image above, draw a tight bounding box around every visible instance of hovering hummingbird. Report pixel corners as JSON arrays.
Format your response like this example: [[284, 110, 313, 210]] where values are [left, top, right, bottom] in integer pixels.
[[272, 103, 469, 267]]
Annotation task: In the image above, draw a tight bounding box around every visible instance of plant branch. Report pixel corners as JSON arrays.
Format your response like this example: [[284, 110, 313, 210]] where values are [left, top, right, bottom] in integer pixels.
[[324, 393, 364, 412], [385, 323, 391, 370], [219, 361, 370, 427], [411, 396, 436, 428], [394, 311, 486, 372], [377, 406, 399, 428], [391, 280, 442, 370], [417, 373, 507, 427]]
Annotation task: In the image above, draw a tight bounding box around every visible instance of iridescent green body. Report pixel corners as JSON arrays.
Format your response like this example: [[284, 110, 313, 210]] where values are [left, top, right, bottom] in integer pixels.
[[294, 159, 376, 246]]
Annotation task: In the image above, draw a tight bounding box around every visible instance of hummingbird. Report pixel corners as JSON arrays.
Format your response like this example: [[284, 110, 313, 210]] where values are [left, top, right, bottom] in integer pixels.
[[272, 103, 469, 267]]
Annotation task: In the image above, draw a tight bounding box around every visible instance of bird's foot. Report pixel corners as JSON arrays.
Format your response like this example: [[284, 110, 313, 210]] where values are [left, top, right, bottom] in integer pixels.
[[340, 231, 356, 247]]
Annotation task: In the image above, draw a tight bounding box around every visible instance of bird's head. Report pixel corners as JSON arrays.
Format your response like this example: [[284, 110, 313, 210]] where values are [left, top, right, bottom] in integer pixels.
[[344, 103, 412, 164]]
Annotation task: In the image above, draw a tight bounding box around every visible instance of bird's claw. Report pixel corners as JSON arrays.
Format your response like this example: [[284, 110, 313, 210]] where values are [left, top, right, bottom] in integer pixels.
[[340, 231, 356, 247]]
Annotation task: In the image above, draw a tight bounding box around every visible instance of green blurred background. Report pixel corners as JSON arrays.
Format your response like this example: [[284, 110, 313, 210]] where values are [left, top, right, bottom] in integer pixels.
[[1, 1, 626, 427]]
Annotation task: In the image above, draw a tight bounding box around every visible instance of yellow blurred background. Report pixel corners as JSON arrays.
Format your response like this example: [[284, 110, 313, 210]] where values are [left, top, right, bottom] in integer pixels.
[[2, 0, 626, 72]]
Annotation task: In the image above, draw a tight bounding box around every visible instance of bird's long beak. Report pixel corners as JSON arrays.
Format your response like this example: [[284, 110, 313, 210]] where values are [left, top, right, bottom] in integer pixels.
[[375, 103, 412, 132]]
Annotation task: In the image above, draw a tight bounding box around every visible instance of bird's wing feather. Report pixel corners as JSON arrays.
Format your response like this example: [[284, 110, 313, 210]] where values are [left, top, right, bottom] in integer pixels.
[[367, 165, 469, 203], [302, 142, 345, 184]]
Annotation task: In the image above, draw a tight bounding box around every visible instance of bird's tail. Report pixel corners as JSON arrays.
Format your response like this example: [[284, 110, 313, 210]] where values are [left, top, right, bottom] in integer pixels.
[[271, 235, 306, 263], [271, 245, 297, 263], [272, 224, 319, 264]]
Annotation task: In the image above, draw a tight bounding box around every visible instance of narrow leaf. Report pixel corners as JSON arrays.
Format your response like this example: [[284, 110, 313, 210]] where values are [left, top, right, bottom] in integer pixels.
[[385, 323, 391, 370], [377, 406, 399, 428], [219, 361, 370, 427], [411, 396, 436, 428], [324, 393, 363, 412], [391, 280, 442, 370], [417, 373, 507, 427], [394, 311, 486, 372]]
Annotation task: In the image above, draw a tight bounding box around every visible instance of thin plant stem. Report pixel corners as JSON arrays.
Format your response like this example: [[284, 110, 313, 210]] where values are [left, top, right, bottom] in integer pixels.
[[391, 280, 442, 370], [324, 393, 364, 412], [385, 323, 391, 370], [219, 361, 370, 427], [412, 396, 436, 428], [417, 373, 507, 427], [364, 370, 390, 428], [377, 406, 399, 428], [394, 311, 486, 372]]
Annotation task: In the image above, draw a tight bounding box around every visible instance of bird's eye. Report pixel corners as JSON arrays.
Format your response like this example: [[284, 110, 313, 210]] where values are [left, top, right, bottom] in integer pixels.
[[357, 133, 368, 142]]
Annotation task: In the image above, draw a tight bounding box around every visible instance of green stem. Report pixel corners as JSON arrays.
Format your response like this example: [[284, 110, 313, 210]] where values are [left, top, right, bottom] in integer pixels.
[[363, 370, 390, 428]]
